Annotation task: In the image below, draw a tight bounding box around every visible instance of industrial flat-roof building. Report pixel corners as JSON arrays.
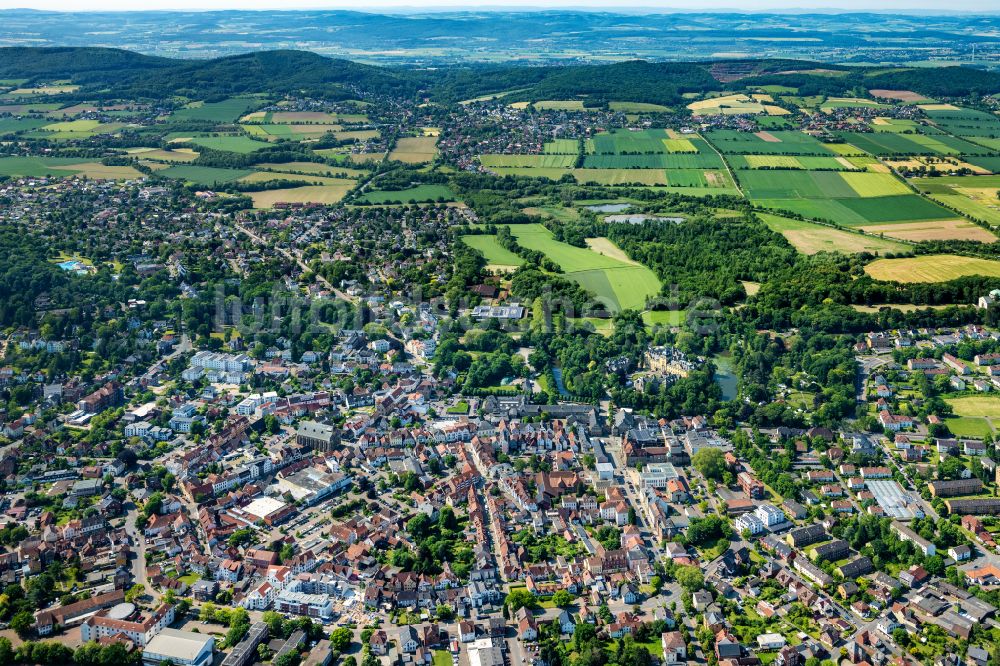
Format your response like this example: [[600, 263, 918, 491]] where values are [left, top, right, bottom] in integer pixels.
[[142, 628, 214, 666]]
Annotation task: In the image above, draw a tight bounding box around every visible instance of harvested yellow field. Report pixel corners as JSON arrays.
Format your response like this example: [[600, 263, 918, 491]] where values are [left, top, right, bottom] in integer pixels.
[[335, 129, 379, 142], [865, 254, 1000, 282], [745, 155, 802, 168], [250, 183, 354, 208], [824, 142, 866, 156], [240, 172, 354, 186], [751, 93, 774, 102], [62, 162, 143, 179], [704, 171, 726, 187], [688, 94, 765, 115], [533, 100, 585, 111], [764, 105, 792, 116], [11, 84, 79, 95], [389, 136, 438, 164], [129, 147, 199, 162], [257, 162, 365, 177], [348, 153, 385, 163], [869, 89, 929, 103], [270, 111, 341, 123], [860, 219, 997, 243], [840, 171, 910, 196], [918, 103, 959, 111], [584, 237, 640, 265], [662, 139, 697, 153]]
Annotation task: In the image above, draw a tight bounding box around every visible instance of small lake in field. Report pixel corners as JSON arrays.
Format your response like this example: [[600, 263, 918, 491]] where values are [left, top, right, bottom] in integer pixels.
[[585, 203, 631, 213], [714, 353, 738, 401], [604, 214, 685, 225]]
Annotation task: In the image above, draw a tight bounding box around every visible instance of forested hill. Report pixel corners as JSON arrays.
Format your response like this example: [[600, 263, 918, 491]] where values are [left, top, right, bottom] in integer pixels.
[[2, 47, 1000, 104]]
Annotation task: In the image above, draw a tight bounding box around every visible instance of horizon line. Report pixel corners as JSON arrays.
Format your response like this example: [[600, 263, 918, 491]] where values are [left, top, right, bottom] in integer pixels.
[[2, 5, 1000, 15]]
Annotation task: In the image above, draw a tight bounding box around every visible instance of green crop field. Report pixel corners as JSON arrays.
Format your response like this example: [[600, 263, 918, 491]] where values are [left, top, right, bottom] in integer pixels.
[[706, 130, 835, 155], [0, 117, 53, 134], [480, 154, 577, 168], [924, 107, 1000, 137], [662, 139, 698, 153], [945, 417, 994, 438], [741, 170, 857, 199], [505, 224, 661, 311], [588, 129, 676, 154], [543, 139, 580, 154], [608, 101, 671, 112], [0, 156, 85, 177], [582, 154, 723, 169], [865, 254, 1000, 282], [754, 199, 874, 227], [572, 169, 670, 186], [836, 131, 992, 156], [758, 213, 908, 254], [967, 156, 1000, 173], [730, 155, 856, 170], [187, 135, 271, 153], [359, 184, 454, 204], [461, 235, 524, 268], [834, 195, 954, 225], [911, 176, 1000, 226], [533, 100, 585, 111], [172, 97, 262, 123], [157, 165, 254, 185]]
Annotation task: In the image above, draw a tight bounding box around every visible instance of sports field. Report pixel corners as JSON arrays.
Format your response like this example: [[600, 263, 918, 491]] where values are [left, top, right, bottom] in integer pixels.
[[758, 213, 908, 255], [945, 417, 994, 438], [947, 395, 1000, 419], [506, 224, 661, 311], [864, 254, 1000, 283]]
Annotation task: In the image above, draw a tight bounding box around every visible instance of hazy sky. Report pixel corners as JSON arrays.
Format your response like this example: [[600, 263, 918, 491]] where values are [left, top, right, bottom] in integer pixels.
[[0, 0, 998, 11]]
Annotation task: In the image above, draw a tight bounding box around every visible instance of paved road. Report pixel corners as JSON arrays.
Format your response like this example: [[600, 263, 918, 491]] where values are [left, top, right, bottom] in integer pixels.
[[123, 502, 154, 597], [234, 222, 357, 303]]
